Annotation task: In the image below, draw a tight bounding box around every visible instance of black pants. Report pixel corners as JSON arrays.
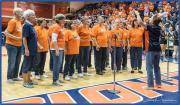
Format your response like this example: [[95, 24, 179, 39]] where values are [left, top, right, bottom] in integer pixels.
[[49, 50, 53, 71], [122, 46, 128, 68], [111, 47, 123, 70], [77, 46, 90, 73], [95, 47, 107, 73], [88, 45, 93, 67], [63, 54, 77, 77], [34, 52, 47, 75]]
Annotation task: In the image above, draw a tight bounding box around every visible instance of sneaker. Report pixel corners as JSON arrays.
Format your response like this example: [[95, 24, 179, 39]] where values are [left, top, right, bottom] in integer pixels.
[[65, 76, 71, 81], [35, 75, 41, 80], [96, 72, 103, 75], [43, 74, 48, 78], [23, 82, 34, 88], [144, 86, 154, 90], [7, 79, 14, 84], [83, 73, 92, 76], [52, 81, 62, 86], [138, 70, 143, 74], [29, 81, 38, 85], [59, 80, 65, 83], [13, 78, 23, 81], [78, 73, 84, 78], [71, 74, 78, 79], [119, 70, 122, 73], [122, 67, 127, 70], [40, 75, 44, 80]]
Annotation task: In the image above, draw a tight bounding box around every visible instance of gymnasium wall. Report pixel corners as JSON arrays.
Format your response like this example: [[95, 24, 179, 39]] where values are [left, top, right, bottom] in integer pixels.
[[1, 2, 70, 31]]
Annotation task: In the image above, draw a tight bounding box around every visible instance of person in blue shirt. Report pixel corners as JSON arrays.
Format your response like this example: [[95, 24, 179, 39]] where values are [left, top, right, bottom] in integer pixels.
[[22, 9, 38, 88], [135, 10, 163, 90]]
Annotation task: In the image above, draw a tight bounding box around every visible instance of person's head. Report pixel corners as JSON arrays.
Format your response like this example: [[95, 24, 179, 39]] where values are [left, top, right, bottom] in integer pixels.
[[97, 16, 104, 24], [132, 19, 139, 28], [14, 8, 23, 20], [81, 17, 89, 26], [169, 25, 175, 32], [55, 14, 66, 26], [23, 9, 36, 25], [66, 20, 79, 30], [37, 18, 46, 27], [118, 22, 123, 29], [152, 15, 162, 26]]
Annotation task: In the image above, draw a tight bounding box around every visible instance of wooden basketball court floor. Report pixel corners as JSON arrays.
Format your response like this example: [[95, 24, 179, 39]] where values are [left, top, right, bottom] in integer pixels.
[[1, 46, 179, 103]]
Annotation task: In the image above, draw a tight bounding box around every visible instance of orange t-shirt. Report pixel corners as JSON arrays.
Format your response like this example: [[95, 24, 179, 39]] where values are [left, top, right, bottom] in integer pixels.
[[129, 27, 144, 47], [144, 30, 149, 52], [35, 26, 49, 52], [6, 18, 22, 46], [109, 29, 123, 47], [78, 25, 92, 46], [64, 30, 80, 55], [48, 24, 56, 41], [50, 24, 65, 49], [92, 24, 109, 47], [122, 29, 129, 47]]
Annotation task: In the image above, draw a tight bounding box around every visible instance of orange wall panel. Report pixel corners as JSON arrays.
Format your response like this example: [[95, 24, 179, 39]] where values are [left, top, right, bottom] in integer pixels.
[[2, 2, 14, 16]]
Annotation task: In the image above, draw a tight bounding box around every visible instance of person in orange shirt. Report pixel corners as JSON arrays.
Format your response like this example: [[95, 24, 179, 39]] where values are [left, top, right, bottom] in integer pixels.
[[47, 18, 56, 72], [121, 23, 129, 70], [63, 20, 80, 81], [77, 18, 92, 77], [50, 14, 66, 86], [109, 22, 123, 72], [92, 16, 109, 75], [129, 19, 144, 74], [34, 18, 49, 80], [4, 8, 23, 83]]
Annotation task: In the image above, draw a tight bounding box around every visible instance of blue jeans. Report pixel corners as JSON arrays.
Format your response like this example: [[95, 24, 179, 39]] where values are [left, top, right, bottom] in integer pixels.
[[130, 47, 142, 70], [51, 50, 64, 82], [77, 46, 90, 73], [111, 46, 123, 70], [6, 44, 22, 79], [64, 54, 78, 77], [146, 51, 161, 87]]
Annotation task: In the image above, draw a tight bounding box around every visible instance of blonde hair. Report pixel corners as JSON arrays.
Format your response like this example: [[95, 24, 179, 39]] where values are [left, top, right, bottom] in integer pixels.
[[13, 8, 23, 15]]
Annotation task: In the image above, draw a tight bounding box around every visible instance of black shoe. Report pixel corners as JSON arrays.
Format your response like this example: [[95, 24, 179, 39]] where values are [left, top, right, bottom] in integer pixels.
[[96, 72, 103, 75], [138, 70, 143, 74], [131, 70, 135, 73]]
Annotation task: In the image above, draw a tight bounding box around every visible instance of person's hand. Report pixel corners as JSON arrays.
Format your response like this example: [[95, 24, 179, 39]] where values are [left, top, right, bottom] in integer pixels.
[[25, 48, 29, 56], [39, 45, 43, 50], [109, 47, 113, 53], [134, 10, 139, 15], [55, 49, 59, 56], [96, 45, 100, 51]]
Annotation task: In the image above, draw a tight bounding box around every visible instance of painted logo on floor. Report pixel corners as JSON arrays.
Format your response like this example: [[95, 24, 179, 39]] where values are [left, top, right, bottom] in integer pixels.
[[4, 72, 178, 104]]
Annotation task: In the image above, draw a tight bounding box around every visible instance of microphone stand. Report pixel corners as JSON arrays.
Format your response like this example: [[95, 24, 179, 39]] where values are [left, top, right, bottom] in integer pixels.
[[163, 32, 172, 81], [108, 34, 121, 94]]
